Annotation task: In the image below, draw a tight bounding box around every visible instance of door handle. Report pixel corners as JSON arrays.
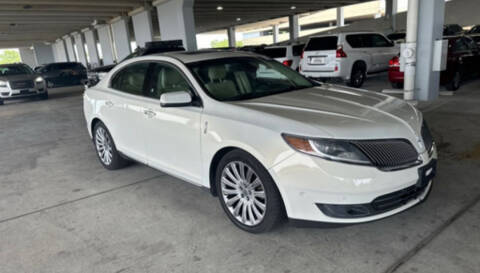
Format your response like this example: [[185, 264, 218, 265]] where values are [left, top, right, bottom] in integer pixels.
[[105, 101, 114, 107], [143, 109, 156, 118]]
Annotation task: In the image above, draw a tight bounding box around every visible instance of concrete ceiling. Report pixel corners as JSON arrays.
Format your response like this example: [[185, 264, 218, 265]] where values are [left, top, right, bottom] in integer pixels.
[[0, 0, 368, 48]]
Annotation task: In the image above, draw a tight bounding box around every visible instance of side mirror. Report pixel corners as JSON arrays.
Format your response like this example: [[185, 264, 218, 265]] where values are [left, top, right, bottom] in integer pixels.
[[160, 91, 192, 107]]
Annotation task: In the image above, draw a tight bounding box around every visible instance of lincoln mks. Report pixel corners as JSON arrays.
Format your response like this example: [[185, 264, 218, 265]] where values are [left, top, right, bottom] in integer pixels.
[[83, 51, 437, 233]]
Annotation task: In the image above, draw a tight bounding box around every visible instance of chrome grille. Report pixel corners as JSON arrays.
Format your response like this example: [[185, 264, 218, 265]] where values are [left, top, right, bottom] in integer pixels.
[[352, 139, 420, 171], [10, 80, 34, 90], [421, 121, 434, 156]]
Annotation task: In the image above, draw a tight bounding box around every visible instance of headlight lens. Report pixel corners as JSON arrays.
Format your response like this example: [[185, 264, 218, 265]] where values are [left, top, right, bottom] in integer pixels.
[[35, 77, 44, 83], [282, 134, 371, 165], [0, 80, 7, 87]]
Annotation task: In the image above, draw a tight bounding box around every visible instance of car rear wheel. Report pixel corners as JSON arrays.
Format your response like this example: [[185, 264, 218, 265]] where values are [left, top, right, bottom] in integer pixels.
[[446, 70, 461, 91], [93, 122, 129, 170], [0, 99, 3, 105], [348, 63, 366, 88], [39, 92, 48, 100], [216, 150, 284, 233]]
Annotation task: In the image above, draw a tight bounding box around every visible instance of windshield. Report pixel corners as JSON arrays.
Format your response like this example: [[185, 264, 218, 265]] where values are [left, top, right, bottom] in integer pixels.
[[188, 57, 314, 101], [0, 65, 33, 76]]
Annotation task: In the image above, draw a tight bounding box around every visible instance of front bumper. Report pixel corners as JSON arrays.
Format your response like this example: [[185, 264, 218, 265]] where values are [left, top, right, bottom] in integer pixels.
[[0, 87, 47, 100], [269, 146, 437, 224]]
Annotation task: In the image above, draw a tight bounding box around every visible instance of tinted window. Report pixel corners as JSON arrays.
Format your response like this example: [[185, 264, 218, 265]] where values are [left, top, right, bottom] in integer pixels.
[[262, 47, 287, 58], [463, 37, 478, 50], [469, 26, 480, 34], [346, 34, 368, 48], [292, 44, 305, 56], [0, 65, 33, 76], [387, 33, 406, 41], [305, 37, 338, 51], [147, 63, 191, 99], [472, 36, 480, 44], [371, 34, 393, 47], [110, 62, 150, 96], [46, 63, 85, 71], [451, 38, 468, 52], [188, 57, 313, 101]]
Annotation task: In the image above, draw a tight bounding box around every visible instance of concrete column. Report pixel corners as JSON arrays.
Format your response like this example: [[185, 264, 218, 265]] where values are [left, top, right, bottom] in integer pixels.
[[96, 25, 115, 65], [54, 39, 68, 62], [336, 7, 345, 27], [32, 43, 55, 65], [385, 0, 398, 31], [64, 35, 76, 62], [131, 9, 154, 48], [414, 0, 445, 101], [19, 47, 37, 68], [84, 28, 100, 68], [154, 0, 197, 51], [288, 14, 299, 42], [73, 32, 88, 67], [111, 17, 132, 60], [227, 26, 236, 47], [272, 24, 279, 44]]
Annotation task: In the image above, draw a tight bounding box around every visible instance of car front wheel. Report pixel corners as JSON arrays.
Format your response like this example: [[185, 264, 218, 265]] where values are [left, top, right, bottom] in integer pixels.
[[216, 150, 284, 233], [93, 122, 129, 170], [446, 70, 461, 91]]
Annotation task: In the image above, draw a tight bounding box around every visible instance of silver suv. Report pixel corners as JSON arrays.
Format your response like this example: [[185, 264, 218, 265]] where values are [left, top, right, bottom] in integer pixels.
[[0, 63, 48, 105]]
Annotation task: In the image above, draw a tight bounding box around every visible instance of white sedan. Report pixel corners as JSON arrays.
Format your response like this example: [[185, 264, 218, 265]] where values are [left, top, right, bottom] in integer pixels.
[[83, 51, 437, 233]]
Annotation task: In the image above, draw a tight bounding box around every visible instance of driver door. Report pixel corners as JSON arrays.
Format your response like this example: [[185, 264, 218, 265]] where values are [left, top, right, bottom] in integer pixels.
[[141, 62, 203, 184]]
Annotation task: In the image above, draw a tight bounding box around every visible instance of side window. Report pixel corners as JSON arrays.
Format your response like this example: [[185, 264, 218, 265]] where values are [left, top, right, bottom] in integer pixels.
[[110, 62, 150, 96], [148, 63, 191, 99], [451, 38, 468, 53], [292, 45, 304, 56], [371, 34, 392, 47], [463, 37, 478, 51], [346, 34, 369, 48]]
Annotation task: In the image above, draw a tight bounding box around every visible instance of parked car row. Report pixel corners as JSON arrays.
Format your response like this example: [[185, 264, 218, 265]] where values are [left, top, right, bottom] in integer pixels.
[[388, 35, 480, 90]]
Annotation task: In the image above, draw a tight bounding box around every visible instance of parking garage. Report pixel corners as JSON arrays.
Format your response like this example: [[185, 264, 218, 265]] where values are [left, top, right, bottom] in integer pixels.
[[1, 0, 480, 272]]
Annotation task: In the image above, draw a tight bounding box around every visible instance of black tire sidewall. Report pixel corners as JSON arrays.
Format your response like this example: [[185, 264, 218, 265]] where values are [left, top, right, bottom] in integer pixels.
[[215, 150, 284, 233], [349, 64, 366, 88]]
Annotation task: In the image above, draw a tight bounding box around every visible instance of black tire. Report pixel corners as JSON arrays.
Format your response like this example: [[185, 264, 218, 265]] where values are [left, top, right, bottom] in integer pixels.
[[215, 150, 285, 233], [0, 100, 4, 106], [391, 82, 403, 89], [347, 62, 366, 88], [92, 121, 129, 170], [446, 70, 461, 91]]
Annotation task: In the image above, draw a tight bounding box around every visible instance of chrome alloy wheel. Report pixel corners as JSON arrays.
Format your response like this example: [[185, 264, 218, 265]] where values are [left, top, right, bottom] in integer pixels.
[[95, 127, 113, 166], [221, 161, 267, 226]]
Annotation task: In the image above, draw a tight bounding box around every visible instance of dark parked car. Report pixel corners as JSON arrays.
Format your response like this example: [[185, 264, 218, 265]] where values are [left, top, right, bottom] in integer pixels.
[[87, 40, 185, 86], [443, 24, 464, 36], [37, 62, 87, 88], [388, 35, 480, 90], [467, 25, 480, 35]]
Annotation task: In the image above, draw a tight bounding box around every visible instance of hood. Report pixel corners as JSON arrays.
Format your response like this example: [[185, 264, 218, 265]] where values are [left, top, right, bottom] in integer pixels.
[[0, 74, 37, 82], [233, 85, 424, 150]]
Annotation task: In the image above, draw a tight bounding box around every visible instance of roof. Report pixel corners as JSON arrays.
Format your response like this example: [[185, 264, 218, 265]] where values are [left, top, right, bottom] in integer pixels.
[[161, 50, 262, 64]]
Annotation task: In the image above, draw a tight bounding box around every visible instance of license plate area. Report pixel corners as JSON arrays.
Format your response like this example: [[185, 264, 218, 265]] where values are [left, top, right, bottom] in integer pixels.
[[308, 56, 326, 65]]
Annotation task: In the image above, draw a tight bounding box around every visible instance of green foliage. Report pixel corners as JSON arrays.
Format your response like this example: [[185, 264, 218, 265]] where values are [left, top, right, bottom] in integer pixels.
[[211, 39, 243, 48], [0, 50, 21, 65]]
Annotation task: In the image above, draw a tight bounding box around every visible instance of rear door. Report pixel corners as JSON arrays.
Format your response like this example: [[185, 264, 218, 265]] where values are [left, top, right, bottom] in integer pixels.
[[291, 44, 305, 70], [106, 61, 152, 163], [369, 34, 397, 71], [301, 36, 338, 72]]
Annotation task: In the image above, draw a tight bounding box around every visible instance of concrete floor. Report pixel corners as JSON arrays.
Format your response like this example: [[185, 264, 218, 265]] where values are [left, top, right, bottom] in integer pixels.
[[0, 77, 479, 273]]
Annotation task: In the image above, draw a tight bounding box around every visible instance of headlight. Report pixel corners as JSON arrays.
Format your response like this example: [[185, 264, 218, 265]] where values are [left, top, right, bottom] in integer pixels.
[[282, 134, 371, 165], [0, 80, 7, 87], [35, 77, 44, 83]]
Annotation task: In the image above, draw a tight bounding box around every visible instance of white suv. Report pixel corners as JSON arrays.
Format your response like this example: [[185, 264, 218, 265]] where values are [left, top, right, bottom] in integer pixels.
[[262, 44, 305, 71], [300, 32, 398, 87]]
